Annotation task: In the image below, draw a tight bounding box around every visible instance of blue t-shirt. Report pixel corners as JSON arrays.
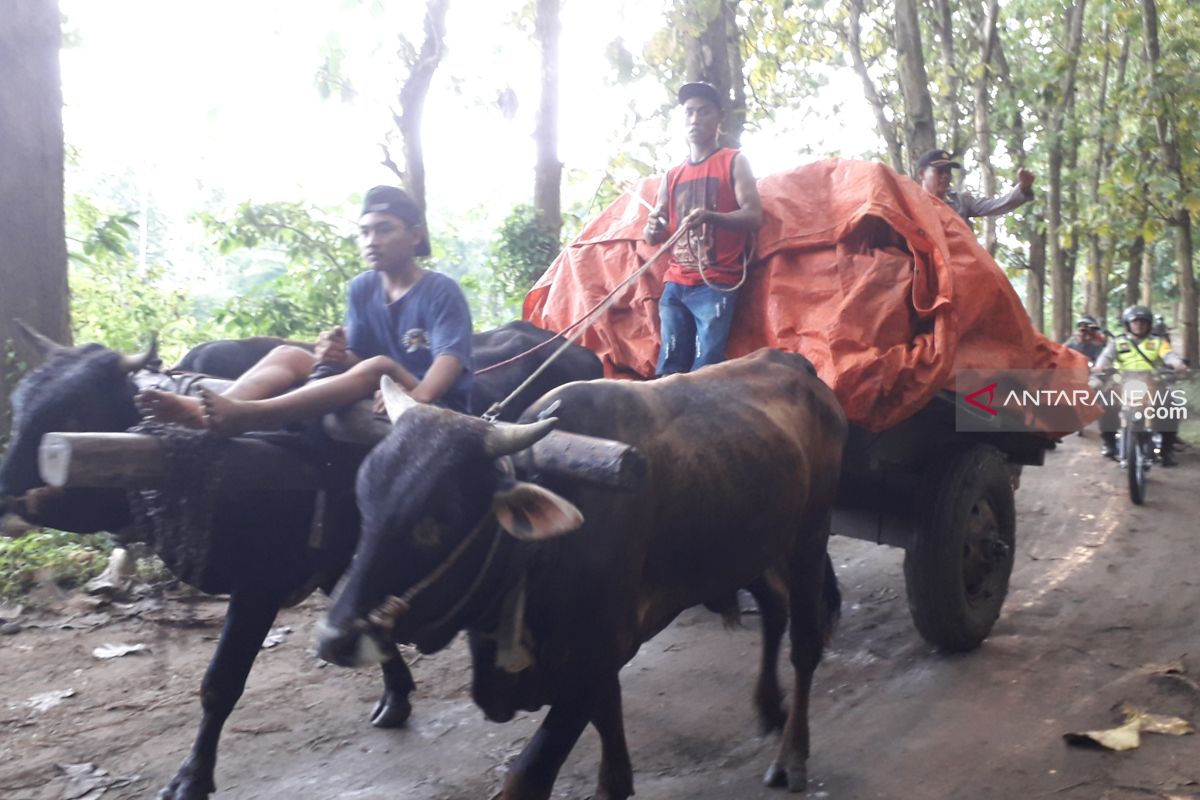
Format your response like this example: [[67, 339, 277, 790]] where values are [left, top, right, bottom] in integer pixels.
[[344, 270, 474, 413]]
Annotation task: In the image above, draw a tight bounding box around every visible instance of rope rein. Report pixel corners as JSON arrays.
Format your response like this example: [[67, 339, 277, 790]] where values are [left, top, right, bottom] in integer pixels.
[[481, 222, 691, 422], [366, 512, 504, 635]]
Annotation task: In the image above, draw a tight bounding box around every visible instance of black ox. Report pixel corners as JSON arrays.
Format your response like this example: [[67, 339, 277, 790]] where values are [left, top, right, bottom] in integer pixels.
[[318, 348, 847, 799], [0, 320, 601, 800]]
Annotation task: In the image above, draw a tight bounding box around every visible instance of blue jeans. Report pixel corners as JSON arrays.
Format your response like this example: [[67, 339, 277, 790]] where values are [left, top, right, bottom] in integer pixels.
[[656, 281, 739, 376]]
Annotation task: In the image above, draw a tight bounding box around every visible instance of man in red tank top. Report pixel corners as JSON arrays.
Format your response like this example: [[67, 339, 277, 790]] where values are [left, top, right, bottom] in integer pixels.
[[644, 82, 763, 376]]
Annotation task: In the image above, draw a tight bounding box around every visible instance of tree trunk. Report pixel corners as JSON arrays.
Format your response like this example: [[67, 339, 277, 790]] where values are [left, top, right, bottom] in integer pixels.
[[973, 0, 1001, 253], [383, 0, 449, 248], [1086, 15, 1129, 326], [846, 0, 904, 172], [533, 0, 562, 240], [894, 0, 936, 167], [1046, 1, 1087, 343], [1175, 211, 1198, 363], [1141, 0, 1198, 363], [683, 0, 745, 148], [1140, 241, 1154, 307], [1047, 142, 1066, 337], [933, 0, 963, 154], [1096, 232, 1114, 324], [1083, 6, 1113, 327], [1026, 227, 1047, 333], [0, 0, 69, 443], [1125, 233, 1143, 311]]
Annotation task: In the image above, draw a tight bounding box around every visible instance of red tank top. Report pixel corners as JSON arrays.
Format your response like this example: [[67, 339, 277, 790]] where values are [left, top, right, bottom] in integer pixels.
[[663, 148, 750, 287]]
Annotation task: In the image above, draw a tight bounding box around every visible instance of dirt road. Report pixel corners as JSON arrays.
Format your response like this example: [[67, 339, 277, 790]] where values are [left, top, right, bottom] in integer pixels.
[[2, 433, 1198, 799]]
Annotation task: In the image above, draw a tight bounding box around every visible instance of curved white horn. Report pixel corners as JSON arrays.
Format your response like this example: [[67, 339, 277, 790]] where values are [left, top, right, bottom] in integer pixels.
[[14, 319, 67, 361], [380, 375, 420, 423], [119, 333, 159, 373], [483, 417, 558, 457]]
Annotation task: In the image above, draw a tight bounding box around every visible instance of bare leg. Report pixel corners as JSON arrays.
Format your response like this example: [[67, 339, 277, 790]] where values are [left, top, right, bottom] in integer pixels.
[[220, 345, 318, 401], [202, 356, 417, 436], [135, 391, 208, 428], [136, 346, 318, 429]]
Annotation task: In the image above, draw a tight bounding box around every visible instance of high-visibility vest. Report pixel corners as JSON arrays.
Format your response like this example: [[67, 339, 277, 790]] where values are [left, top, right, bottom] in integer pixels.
[[1113, 334, 1172, 371]]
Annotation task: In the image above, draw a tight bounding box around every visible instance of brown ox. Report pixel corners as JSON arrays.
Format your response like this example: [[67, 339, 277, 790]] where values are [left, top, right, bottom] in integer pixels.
[[317, 348, 847, 798]]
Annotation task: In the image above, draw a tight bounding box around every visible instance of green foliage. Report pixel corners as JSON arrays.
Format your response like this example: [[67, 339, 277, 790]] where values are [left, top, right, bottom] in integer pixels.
[[67, 194, 213, 363], [196, 201, 360, 339], [465, 204, 561, 328], [0, 531, 111, 602]]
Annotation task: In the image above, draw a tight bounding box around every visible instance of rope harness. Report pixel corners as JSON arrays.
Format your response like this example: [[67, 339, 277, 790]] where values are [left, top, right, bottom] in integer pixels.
[[365, 511, 505, 638], [480, 222, 691, 422], [126, 421, 229, 591]]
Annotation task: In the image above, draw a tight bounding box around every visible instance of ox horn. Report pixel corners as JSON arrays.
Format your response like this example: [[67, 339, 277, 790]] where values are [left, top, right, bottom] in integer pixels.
[[13, 319, 67, 361], [118, 333, 159, 373], [380, 375, 420, 423], [483, 417, 558, 457]]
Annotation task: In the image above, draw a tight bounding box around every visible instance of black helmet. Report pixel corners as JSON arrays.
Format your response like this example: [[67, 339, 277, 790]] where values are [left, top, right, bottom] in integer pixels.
[[1121, 304, 1152, 331], [1075, 313, 1099, 329]]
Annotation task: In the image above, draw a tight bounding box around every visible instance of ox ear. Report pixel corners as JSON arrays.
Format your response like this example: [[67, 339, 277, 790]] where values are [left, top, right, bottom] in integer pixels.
[[492, 481, 583, 541], [14, 319, 67, 362], [380, 375, 419, 423]]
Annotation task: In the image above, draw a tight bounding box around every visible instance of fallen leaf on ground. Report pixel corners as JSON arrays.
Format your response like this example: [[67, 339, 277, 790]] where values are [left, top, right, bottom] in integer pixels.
[[1064, 703, 1194, 750], [92, 642, 149, 659], [56, 761, 139, 800], [1117, 703, 1194, 736], [1063, 716, 1142, 750], [25, 688, 77, 713], [261, 625, 293, 649]]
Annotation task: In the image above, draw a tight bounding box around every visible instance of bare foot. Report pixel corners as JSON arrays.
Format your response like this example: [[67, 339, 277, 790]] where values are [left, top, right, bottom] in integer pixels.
[[135, 389, 208, 428], [200, 387, 265, 436]]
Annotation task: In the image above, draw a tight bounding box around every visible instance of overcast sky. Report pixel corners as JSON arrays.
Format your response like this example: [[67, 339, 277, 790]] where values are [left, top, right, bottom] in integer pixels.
[[59, 0, 879, 279]]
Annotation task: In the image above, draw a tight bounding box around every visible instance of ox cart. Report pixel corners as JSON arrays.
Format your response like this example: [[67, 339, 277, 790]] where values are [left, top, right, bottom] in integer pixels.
[[38, 373, 1047, 654], [831, 389, 1049, 652]]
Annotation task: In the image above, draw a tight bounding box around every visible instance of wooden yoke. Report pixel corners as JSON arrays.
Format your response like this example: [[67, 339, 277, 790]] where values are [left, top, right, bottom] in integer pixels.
[[39, 428, 645, 493]]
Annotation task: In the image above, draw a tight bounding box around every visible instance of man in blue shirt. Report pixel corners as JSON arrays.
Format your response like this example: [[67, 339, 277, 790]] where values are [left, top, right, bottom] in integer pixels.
[[137, 186, 473, 434]]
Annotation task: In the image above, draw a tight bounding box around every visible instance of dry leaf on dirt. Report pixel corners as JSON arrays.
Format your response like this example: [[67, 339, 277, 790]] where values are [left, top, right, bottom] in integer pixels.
[[92, 642, 148, 659], [261, 625, 293, 649], [1117, 703, 1194, 736], [1063, 716, 1143, 751], [25, 688, 77, 713], [1064, 703, 1194, 750]]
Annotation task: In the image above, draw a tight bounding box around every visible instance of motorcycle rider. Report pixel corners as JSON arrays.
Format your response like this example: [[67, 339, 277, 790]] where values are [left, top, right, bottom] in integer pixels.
[[1093, 305, 1185, 466], [1152, 314, 1172, 344], [1065, 314, 1107, 365]]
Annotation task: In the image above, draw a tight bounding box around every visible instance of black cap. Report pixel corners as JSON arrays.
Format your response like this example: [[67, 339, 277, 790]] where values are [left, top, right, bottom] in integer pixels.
[[361, 186, 430, 257], [361, 186, 421, 226], [916, 149, 962, 171], [677, 82, 723, 109]]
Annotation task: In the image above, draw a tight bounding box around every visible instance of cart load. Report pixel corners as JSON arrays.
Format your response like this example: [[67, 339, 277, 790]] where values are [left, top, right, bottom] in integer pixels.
[[524, 158, 1092, 433]]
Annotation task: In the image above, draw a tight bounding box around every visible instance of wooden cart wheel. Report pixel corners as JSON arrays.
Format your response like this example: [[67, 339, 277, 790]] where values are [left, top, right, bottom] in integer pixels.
[[903, 444, 1016, 652]]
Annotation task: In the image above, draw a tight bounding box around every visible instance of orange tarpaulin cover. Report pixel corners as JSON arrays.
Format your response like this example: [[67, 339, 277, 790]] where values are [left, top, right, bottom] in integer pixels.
[[523, 159, 1091, 432]]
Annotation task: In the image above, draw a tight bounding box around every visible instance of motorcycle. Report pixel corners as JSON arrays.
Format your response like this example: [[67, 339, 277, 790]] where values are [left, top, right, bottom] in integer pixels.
[[1093, 369, 1185, 505]]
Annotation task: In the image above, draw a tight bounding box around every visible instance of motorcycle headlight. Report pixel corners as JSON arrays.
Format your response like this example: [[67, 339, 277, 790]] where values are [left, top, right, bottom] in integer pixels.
[[1123, 379, 1149, 395]]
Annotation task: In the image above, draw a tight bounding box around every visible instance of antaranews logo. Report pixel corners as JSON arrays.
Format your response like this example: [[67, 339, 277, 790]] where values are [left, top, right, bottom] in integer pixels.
[[963, 382, 998, 416], [956, 368, 1190, 434]]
